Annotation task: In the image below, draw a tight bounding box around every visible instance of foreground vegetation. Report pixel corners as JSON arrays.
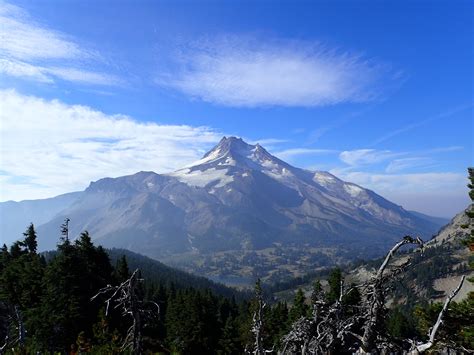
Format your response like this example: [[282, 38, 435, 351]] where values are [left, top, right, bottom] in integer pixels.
[[1, 224, 472, 354]]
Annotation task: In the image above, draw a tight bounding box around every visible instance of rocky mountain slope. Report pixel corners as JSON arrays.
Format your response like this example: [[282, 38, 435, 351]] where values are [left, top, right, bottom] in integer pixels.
[[349, 208, 473, 302], [273, 208, 472, 303], [0, 137, 444, 282]]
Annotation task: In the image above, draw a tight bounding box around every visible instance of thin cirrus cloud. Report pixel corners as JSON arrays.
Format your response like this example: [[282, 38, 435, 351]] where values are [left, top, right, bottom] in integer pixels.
[[0, 1, 121, 86], [339, 149, 400, 166], [385, 157, 436, 173], [337, 171, 466, 194], [371, 103, 473, 146], [275, 148, 338, 161], [339, 146, 463, 170], [157, 36, 394, 107], [0, 89, 222, 201]]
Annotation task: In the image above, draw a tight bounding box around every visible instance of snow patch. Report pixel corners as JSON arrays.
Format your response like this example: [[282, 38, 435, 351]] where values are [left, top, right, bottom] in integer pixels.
[[313, 172, 336, 186], [344, 184, 363, 197], [183, 147, 223, 167], [218, 156, 236, 166], [169, 168, 234, 188]]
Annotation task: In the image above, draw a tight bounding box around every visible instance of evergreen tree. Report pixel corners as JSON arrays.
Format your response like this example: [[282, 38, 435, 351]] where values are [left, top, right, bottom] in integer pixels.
[[326, 267, 343, 304], [386, 307, 414, 339], [218, 315, 242, 354], [115, 255, 130, 282], [342, 283, 361, 316], [21, 223, 38, 253], [288, 288, 307, 323]]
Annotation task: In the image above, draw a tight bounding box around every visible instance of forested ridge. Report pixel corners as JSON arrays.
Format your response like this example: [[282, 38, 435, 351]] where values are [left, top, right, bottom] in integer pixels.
[[0, 168, 473, 354]]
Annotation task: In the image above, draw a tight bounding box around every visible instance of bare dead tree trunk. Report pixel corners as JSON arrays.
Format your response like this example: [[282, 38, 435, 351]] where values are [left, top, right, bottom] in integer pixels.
[[92, 269, 158, 355], [252, 286, 265, 355], [359, 236, 423, 353], [14, 306, 24, 348], [0, 305, 25, 354]]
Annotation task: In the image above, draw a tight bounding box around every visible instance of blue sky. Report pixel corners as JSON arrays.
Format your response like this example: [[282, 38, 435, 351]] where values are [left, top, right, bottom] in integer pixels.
[[0, 0, 472, 217]]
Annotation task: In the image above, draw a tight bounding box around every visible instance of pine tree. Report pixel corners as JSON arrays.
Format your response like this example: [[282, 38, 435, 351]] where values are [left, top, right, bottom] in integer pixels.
[[289, 288, 307, 323], [115, 255, 130, 282], [218, 315, 242, 354], [326, 267, 343, 304], [21, 223, 38, 254]]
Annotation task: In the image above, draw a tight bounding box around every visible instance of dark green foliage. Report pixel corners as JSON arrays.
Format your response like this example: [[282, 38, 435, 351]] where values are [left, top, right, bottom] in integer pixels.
[[115, 254, 130, 282], [0, 224, 252, 354], [218, 315, 242, 354], [463, 167, 474, 275], [341, 283, 361, 316], [2, 204, 473, 353], [326, 267, 342, 304], [107, 248, 248, 301], [413, 294, 474, 351], [288, 288, 307, 323], [21, 223, 38, 253], [264, 301, 289, 349], [33, 231, 113, 352], [386, 306, 416, 339]]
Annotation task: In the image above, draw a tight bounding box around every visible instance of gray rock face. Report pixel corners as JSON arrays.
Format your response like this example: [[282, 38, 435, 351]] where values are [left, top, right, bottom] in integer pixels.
[[1, 137, 443, 263]]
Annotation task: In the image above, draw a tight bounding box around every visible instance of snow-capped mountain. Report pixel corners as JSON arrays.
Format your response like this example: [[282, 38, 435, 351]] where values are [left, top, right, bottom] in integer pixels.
[[1, 137, 443, 277], [167, 136, 433, 234]]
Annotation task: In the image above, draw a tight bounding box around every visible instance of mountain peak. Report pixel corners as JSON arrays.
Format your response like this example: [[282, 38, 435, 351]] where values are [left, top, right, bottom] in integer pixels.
[[204, 136, 251, 159], [194, 136, 285, 170], [168, 136, 297, 189]]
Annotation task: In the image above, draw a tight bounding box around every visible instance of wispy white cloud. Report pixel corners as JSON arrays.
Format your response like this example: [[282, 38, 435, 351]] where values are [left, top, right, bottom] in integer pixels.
[[275, 148, 338, 160], [0, 58, 53, 83], [307, 107, 372, 144], [0, 1, 121, 86], [423, 146, 464, 154], [385, 157, 435, 173], [339, 149, 399, 166], [44, 67, 124, 86], [0, 1, 88, 60], [371, 104, 473, 146], [0, 90, 221, 201], [339, 146, 464, 172], [0, 58, 124, 86], [157, 35, 393, 107], [336, 171, 466, 194]]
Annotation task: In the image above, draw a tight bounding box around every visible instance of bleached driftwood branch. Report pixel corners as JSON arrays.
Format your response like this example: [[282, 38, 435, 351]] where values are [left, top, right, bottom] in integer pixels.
[[413, 275, 466, 353]]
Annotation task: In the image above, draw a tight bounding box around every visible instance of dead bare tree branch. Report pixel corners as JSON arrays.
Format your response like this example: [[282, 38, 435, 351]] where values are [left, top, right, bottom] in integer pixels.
[[249, 279, 273, 355], [359, 236, 424, 353], [0, 305, 25, 355], [412, 275, 466, 354], [91, 268, 158, 355]]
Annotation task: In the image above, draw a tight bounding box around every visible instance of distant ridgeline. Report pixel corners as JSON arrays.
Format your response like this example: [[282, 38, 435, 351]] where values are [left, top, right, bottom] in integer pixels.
[[42, 247, 248, 301]]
